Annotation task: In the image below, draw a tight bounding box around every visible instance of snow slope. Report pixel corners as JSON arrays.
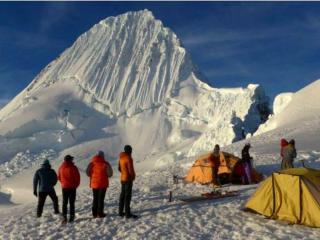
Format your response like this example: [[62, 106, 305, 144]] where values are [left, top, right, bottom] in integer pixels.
[[255, 80, 320, 136], [0, 10, 269, 165], [0, 79, 320, 239]]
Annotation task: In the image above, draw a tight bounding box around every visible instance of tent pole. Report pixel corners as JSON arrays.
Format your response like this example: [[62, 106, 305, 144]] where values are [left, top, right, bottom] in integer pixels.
[[270, 173, 276, 218], [298, 176, 303, 224]]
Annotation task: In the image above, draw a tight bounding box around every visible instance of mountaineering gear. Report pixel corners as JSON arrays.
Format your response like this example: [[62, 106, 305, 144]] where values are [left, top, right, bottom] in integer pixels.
[[92, 188, 107, 217], [241, 144, 253, 184], [280, 139, 289, 158], [281, 141, 297, 169], [119, 181, 133, 217], [179, 190, 239, 203], [33, 159, 59, 217], [87, 151, 112, 218], [33, 160, 58, 193], [185, 151, 263, 185], [62, 188, 76, 222], [36, 190, 59, 217], [58, 156, 80, 222], [86, 154, 112, 189], [58, 160, 80, 189], [280, 138, 289, 169], [118, 146, 137, 219], [124, 145, 133, 155], [126, 213, 138, 219], [118, 152, 136, 182], [245, 168, 320, 228]]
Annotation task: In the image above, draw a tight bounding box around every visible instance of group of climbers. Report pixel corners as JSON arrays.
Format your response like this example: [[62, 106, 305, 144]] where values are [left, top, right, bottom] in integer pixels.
[[33, 145, 137, 224], [186, 138, 298, 187], [206, 138, 297, 186]]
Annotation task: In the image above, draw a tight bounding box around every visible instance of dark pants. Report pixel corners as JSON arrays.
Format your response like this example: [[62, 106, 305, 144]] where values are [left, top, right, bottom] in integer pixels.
[[62, 188, 76, 220], [92, 188, 106, 217], [37, 190, 59, 217], [119, 181, 133, 216]]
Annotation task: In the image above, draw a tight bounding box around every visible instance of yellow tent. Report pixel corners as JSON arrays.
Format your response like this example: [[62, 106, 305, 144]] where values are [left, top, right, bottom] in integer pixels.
[[245, 167, 320, 228]]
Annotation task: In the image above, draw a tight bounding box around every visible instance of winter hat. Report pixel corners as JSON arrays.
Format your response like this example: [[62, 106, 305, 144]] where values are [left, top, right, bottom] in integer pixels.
[[124, 145, 132, 154], [245, 143, 251, 148], [289, 139, 295, 146], [213, 144, 220, 154], [64, 155, 74, 162], [43, 159, 50, 166], [98, 151, 105, 158]]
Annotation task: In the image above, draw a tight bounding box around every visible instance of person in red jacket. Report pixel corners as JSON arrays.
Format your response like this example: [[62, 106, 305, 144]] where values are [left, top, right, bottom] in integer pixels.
[[86, 151, 112, 218], [58, 155, 80, 223], [280, 138, 289, 169], [118, 145, 138, 219]]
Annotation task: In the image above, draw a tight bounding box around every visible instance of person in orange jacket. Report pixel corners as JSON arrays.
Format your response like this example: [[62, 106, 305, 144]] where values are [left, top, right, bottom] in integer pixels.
[[86, 151, 112, 218], [118, 145, 138, 219], [58, 155, 80, 223]]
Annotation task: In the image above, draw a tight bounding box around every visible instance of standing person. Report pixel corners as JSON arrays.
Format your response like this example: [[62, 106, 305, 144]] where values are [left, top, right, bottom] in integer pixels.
[[118, 145, 138, 219], [280, 138, 289, 170], [58, 155, 80, 224], [86, 151, 112, 218], [208, 144, 222, 187], [241, 143, 253, 184], [33, 159, 59, 218], [282, 139, 297, 169]]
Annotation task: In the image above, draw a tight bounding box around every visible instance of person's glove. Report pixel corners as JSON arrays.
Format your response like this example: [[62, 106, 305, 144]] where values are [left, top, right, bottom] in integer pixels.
[[33, 191, 37, 197]]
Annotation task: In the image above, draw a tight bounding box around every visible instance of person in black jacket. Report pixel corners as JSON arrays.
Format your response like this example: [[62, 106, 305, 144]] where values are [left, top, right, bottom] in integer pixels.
[[33, 159, 59, 217], [241, 143, 253, 184]]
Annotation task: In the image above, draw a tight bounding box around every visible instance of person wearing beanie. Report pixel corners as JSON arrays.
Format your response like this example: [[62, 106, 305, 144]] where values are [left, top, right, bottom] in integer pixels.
[[33, 159, 59, 217], [58, 155, 80, 224], [86, 151, 113, 218], [118, 145, 138, 219]]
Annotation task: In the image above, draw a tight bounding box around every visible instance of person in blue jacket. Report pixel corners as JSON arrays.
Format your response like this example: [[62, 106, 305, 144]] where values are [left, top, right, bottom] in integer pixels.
[[33, 159, 59, 217]]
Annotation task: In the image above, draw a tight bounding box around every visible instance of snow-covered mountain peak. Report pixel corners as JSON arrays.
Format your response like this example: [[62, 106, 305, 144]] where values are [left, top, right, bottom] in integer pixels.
[[0, 10, 270, 166], [10, 9, 200, 118]]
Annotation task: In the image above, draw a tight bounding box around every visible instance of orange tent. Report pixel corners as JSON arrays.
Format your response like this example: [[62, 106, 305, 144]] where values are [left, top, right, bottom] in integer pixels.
[[185, 152, 262, 184]]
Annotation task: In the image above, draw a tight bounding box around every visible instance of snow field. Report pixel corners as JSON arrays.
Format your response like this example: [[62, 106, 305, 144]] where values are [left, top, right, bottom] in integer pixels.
[[1, 151, 320, 239]]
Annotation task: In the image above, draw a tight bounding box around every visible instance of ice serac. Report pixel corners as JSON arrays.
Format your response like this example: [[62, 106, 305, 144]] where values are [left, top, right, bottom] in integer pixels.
[[0, 10, 270, 165]]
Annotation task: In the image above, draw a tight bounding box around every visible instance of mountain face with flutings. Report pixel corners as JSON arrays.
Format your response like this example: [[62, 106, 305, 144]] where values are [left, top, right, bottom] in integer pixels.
[[0, 10, 270, 165], [4, 9, 202, 118]]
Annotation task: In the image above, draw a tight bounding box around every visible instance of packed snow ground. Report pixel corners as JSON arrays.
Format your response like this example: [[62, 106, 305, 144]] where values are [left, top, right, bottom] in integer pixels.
[[1, 142, 320, 239]]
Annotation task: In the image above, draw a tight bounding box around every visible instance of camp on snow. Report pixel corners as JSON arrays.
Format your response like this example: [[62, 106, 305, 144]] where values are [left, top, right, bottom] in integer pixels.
[[185, 151, 263, 185], [245, 167, 320, 228]]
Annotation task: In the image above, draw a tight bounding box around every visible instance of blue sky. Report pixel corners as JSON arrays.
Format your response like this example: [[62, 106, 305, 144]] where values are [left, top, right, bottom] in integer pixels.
[[1, 2, 320, 105]]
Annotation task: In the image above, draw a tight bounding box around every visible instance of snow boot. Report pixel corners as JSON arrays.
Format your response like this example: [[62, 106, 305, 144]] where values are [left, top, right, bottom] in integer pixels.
[[69, 215, 75, 223], [126, 213, 138, 219], [97, 213, 106, 218], [62, 216, 68, 225]]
